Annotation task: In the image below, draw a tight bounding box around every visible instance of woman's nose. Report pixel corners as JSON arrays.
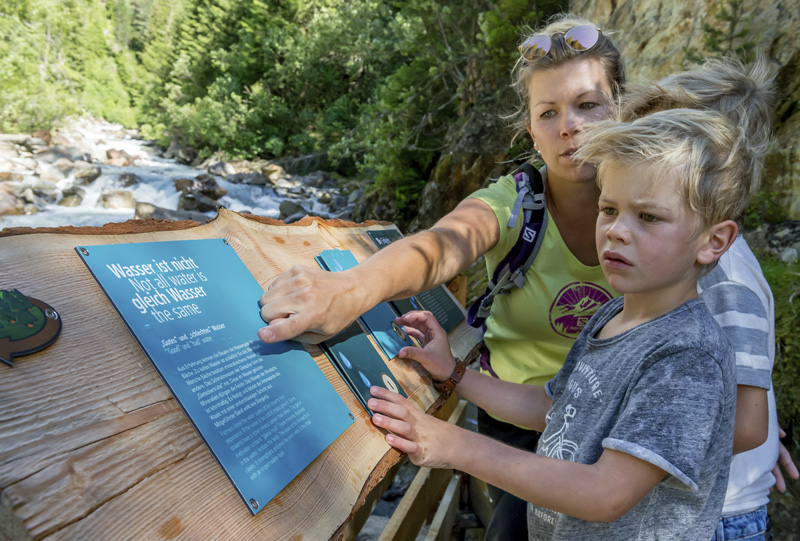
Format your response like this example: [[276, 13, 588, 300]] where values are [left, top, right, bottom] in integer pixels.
[[561, 109, 582, 137]]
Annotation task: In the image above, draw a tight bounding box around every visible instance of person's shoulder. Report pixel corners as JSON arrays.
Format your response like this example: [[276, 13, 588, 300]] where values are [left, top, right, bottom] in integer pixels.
[[645, 299, 729, 357], [701, 237, 771, 304], [675, 299, 733, 360], [468, 173, 517, 200]]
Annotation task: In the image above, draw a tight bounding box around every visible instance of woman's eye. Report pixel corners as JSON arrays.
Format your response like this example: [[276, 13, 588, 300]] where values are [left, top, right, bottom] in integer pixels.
[[580, 102, 598, 110], [540, 110, 555, 119]]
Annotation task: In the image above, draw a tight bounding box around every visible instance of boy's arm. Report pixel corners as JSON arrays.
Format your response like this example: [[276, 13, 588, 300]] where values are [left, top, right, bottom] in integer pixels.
[[397, 310, 550, 431], [368, 387, 666, 523], [733, 385, 769, 454], [700, 272, 773, 454]]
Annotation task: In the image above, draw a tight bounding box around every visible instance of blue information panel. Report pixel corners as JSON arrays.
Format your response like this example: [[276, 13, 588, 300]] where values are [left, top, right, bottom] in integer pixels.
[[76, 239, 354, 515], [315, 249, 414, 359]]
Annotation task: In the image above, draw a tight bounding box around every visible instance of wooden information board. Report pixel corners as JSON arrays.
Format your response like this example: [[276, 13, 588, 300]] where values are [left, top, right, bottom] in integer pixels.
[[0, 209, 483, 540]]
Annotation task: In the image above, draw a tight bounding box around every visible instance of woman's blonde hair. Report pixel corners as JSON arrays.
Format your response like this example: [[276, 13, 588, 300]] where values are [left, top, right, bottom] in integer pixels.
[[509, 13, 626, 140]]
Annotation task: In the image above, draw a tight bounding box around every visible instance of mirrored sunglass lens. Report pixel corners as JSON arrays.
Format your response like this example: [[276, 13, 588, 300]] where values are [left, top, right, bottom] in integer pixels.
[[564, 25, 599, 51], [519, 35, 551, 60]]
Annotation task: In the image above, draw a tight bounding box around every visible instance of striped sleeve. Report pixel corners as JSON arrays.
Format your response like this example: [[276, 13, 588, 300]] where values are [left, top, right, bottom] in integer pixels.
[[700, 278, 772, 389]]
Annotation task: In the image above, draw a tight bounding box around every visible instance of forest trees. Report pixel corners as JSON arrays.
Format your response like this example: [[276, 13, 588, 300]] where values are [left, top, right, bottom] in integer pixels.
[[1, 0, 563, 214]]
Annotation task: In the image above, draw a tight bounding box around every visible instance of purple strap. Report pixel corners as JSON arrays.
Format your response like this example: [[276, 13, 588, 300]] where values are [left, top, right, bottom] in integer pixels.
[[479, 345, 499, 378]]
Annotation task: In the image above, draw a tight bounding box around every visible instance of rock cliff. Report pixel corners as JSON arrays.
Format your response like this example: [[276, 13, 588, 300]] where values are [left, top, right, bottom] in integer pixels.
[[574, 0, 800, 218]]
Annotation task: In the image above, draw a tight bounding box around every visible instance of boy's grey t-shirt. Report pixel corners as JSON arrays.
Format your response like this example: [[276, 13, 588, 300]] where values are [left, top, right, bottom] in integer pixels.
[[527, 296, 736, 540]]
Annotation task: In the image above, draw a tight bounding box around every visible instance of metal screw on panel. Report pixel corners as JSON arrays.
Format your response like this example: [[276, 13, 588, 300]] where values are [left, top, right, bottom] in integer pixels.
[[80, 247, 89, 256]]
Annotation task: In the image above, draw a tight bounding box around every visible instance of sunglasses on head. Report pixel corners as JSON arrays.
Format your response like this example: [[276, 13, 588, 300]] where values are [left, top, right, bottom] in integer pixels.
[[518, 25, 602, 62]]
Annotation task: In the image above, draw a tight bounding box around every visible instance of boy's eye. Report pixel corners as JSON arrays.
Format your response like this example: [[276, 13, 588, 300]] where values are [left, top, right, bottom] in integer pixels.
[[640, 213, 657, 222], [600, 207, 617, 216]]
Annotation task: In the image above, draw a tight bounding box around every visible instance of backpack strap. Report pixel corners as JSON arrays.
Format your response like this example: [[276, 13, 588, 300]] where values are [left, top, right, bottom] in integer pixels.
[[467, 163, 547, 329]]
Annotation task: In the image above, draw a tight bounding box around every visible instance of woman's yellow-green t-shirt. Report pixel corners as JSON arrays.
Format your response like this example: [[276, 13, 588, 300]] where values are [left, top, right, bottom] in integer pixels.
[[469, 173, 618, 387]]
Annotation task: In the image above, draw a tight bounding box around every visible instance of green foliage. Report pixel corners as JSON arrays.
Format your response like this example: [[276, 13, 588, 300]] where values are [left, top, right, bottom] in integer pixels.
[[744, 192, 789, 230], [0, 0, 139, 131], [683, 0, 756, 66], [2, 0, 563, 217], [760, 255, 800, 437]]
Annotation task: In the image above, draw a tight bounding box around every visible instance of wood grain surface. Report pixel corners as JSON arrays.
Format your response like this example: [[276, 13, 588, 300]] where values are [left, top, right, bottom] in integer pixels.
[[0, 210, 483, 540]]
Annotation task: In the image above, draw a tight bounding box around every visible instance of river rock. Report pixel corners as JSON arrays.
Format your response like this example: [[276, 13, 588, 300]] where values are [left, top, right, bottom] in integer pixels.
[[0, 134, 28, 144], [98, 190, 136, 209], [227, 172, 270, 185], [37, 162, 66, 182], [23, 137, 48, 152], [73, 163, 102, 184], [105, 148, 140, 166], [52, 158, 75, 173], [208, 161, 237, 177], [164, 140, 197, 164], [31, 130, 52, 144], [279, 200, 306, 220], [0, 183, 24, 215], [58, 186, 85, 207], [135, 202, 211, 223], [226, 159, 286, 184], [178, 191, 220, 212], [328, 194, 349, 213], [0, 141, 19, 155], [174, 175, 227, 200], [35, 144, 89, 163], [300, 171, 331, 189], [119, 172, 143, 187], [317, 191, 332, 205], [18, 187, 46, 208], [193, 174, 227, 199]]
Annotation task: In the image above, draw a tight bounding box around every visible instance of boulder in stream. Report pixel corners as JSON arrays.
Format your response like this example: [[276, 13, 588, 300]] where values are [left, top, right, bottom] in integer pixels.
[[135, 202, 212, 223], [119, 172, 143, 187], [98, 190, 136, 209], [73, 162, 102, 184]]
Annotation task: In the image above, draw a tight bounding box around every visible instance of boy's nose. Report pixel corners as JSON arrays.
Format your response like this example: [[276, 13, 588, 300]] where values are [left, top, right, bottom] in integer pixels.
[[606, 218, 631, 242]]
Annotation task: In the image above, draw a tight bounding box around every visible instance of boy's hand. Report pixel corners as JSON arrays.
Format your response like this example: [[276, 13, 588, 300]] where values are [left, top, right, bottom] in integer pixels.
[[395, 310, 456, 381], [368, 385, 459, 469]]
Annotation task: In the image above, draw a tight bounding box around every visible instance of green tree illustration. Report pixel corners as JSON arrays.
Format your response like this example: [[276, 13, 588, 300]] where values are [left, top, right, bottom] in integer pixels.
[[0, 290, 46, 341]]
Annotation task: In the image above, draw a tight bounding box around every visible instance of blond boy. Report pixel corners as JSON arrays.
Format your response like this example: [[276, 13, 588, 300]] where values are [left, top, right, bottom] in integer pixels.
[[368, 109, 748, 539]]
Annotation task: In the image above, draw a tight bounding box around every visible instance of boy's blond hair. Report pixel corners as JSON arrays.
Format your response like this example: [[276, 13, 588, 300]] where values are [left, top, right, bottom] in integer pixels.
[[574, 108, 750, 232], [620, 56, 775, 202]]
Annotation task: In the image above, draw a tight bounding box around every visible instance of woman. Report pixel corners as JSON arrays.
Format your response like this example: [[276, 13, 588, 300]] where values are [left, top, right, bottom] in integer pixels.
[[259, 14, 626, 539]]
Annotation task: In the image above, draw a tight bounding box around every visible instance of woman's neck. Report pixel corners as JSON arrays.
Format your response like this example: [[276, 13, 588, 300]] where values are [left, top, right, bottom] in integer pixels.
[[546, 172, 601, 266]]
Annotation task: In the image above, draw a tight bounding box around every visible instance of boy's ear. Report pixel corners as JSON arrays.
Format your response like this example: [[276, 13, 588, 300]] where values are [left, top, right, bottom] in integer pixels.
[[697, 220, 738, 266]]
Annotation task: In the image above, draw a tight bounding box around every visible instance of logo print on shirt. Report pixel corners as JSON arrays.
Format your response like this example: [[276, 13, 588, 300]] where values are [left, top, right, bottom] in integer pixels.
[[549, 282, 612, 338], [539, 404, 578, 461]]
